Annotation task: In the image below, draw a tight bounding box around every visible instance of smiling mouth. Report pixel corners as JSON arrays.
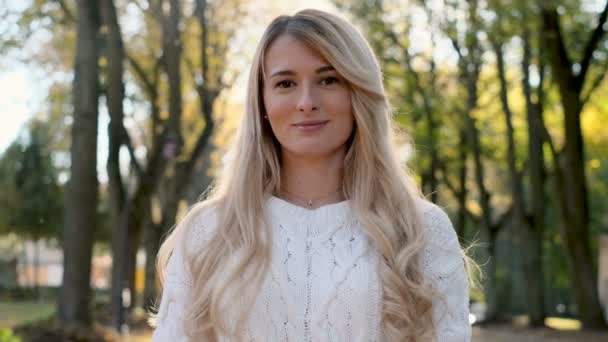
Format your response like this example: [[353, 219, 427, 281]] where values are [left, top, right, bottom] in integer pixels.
[[292, 120, 329, 131]]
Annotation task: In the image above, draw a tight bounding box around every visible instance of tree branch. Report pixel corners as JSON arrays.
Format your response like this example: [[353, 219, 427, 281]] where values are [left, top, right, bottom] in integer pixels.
[[121, 125, 143, 178], [577, 1, 608, 86], [581, 56, 608, 105], [126, 53, 157, 99], [438, 159, 459, 197]]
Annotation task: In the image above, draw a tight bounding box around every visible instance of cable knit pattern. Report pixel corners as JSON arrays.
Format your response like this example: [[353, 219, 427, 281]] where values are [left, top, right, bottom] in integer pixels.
[[152, 197, 471, 341]]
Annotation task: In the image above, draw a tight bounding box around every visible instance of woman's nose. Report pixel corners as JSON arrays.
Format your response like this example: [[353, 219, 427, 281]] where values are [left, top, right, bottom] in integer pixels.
[[296, 86, 319, 113]]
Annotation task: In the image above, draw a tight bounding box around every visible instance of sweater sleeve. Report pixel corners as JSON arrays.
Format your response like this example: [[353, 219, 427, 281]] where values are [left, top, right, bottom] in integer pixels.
[[152, 206, 217, 342], [420, 202, 472, 342], [151, 233, 192, 342]]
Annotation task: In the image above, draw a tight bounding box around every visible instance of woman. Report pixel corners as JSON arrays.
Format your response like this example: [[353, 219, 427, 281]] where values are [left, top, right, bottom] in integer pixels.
[[152, 8, 471, 342]]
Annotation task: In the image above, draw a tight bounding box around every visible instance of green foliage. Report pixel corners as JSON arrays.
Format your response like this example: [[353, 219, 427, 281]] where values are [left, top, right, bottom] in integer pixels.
[[0, 120, 63, 241], [0, 328, 21, 342], [0, 144, 22, 236]]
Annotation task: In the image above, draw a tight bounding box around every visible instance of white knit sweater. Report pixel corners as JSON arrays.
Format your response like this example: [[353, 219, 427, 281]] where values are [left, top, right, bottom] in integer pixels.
[[152, 196, 471, 341]]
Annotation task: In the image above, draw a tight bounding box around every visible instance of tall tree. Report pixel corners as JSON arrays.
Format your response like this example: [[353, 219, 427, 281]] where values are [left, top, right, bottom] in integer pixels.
[[431, 0, 513, 321], [14, 122, 64, 297], [99, 0, 133, 332], [139, 0, 243, 308], [484, 0, 550, 326], [520, 5, 549, 326], [0, 121, 64, 297], [540, 1, 608, 329], [57, 0, 101, 326]]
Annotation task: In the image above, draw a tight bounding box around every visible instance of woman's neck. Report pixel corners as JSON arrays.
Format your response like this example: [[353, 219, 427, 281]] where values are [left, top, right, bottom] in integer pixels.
[[279, 148, 345, 206]]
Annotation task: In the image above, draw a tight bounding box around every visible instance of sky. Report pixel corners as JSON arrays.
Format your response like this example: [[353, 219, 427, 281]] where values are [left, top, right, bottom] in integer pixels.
[[0, 67, 35, 152]]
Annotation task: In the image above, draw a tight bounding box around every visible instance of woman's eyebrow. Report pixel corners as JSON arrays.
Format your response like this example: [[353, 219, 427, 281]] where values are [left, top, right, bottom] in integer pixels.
[[269, 65, 335, 79], [269, 70, 295, 78], [315, 65, 335, 73]]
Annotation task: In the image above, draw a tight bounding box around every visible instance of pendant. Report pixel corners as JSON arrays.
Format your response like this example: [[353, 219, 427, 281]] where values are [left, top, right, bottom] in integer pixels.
[[307, 200, 313, 207]]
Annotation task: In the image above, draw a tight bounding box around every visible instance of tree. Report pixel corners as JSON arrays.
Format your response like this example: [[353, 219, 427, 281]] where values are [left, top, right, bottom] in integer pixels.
[[0, 121, 63, 295], [57, 0, 101, 327], [99, 0, 132, 332], [14, 122, 64, 296], [133, 0, 244, 310], [540, 0, 608, 329], [481, 0, 550, 326]]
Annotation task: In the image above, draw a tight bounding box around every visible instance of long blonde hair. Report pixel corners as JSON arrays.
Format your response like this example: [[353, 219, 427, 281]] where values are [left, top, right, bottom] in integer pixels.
[[157, 9, 439, 341]]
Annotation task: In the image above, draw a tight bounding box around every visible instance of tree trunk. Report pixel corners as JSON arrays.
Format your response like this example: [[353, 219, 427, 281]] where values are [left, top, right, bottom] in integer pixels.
[[484, 234, 500, 321], [522, 23, 547, 327], [126, 218, 142, 310], [541, 5, 607, 329], [163, 0, 183, 140], [100, 0, 130, 332], [34, 238, 40, 301], [493, 36, 546, 325], [57, 0, 100, 326], [142, 219, 162, 311], [523, 227, 545, 324], [455, 130, 467, 239]]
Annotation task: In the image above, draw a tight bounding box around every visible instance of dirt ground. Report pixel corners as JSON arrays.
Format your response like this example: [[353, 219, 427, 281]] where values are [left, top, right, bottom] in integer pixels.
[[471, 325, 607, 342]]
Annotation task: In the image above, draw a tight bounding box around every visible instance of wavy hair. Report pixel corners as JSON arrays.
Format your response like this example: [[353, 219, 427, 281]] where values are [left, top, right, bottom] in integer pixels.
[[156, 9, 440, 341]]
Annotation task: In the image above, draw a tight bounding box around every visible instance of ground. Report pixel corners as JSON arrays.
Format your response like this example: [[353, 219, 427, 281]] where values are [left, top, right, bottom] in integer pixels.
[[472, 325, 607, 342], [1, 301, 607, 341], [121, 326, 608, 342]]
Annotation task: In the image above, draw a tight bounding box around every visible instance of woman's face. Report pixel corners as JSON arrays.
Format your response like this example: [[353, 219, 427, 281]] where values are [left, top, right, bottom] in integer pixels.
[[262, 34, 354, 159]]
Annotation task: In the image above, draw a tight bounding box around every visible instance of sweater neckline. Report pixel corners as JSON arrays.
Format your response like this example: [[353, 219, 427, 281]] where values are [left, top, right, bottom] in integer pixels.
[[266, 195, 354, 236]]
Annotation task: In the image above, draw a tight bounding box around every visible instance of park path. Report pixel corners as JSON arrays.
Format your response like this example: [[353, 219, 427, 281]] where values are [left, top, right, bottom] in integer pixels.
[[472, 325, 607, 342]]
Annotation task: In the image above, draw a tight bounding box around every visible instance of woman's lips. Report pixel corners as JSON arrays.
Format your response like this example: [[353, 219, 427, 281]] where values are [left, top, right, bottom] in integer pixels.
[[292, 120, 329, 132]]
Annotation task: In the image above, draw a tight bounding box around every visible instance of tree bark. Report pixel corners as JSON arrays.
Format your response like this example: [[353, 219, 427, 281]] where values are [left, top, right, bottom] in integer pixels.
[[57, 0, 100, 326], [34, 237, 40, 301], [100, 0, 131, 332], [521, 22, 547, 327], [142, 211, 162, 310], [541, 4, 608, 329]]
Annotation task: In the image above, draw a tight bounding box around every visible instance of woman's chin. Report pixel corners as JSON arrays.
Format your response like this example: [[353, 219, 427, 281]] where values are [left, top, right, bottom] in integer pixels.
[[282, 144, 346, 159]]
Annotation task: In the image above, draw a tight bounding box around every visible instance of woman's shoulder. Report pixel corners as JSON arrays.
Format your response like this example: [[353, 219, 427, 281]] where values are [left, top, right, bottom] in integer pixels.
[[180, 201, 222, 256], [414, 197, 461, 252], [414, 197, 465, 277]]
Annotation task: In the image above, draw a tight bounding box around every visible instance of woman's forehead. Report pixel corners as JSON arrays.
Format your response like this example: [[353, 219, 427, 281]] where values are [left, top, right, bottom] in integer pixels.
[[263, 34, 331, 77]]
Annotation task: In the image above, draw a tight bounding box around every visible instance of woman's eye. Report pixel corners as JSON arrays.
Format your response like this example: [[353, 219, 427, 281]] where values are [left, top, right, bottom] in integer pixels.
[[320, 77, 339, 85], [275, 80, 294, 88]]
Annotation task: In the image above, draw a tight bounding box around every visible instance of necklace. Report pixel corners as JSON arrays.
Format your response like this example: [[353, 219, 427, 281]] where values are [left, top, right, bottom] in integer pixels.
[[279, 188, 343, 208]]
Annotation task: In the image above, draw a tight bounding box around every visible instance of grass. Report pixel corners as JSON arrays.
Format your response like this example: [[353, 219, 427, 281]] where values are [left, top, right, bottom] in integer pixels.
[[0, 301, 55, 329]]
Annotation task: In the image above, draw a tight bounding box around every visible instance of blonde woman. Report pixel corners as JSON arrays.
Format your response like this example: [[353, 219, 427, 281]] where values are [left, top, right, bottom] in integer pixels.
[[152, 8, 471, 342]]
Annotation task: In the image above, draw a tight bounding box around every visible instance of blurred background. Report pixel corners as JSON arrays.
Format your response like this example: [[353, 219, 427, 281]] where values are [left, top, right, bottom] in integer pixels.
[[0, 0, 607, 341]]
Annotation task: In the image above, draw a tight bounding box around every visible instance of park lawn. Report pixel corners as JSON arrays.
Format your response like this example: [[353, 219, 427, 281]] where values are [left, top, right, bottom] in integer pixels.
[[0, 301, 55, 329]]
